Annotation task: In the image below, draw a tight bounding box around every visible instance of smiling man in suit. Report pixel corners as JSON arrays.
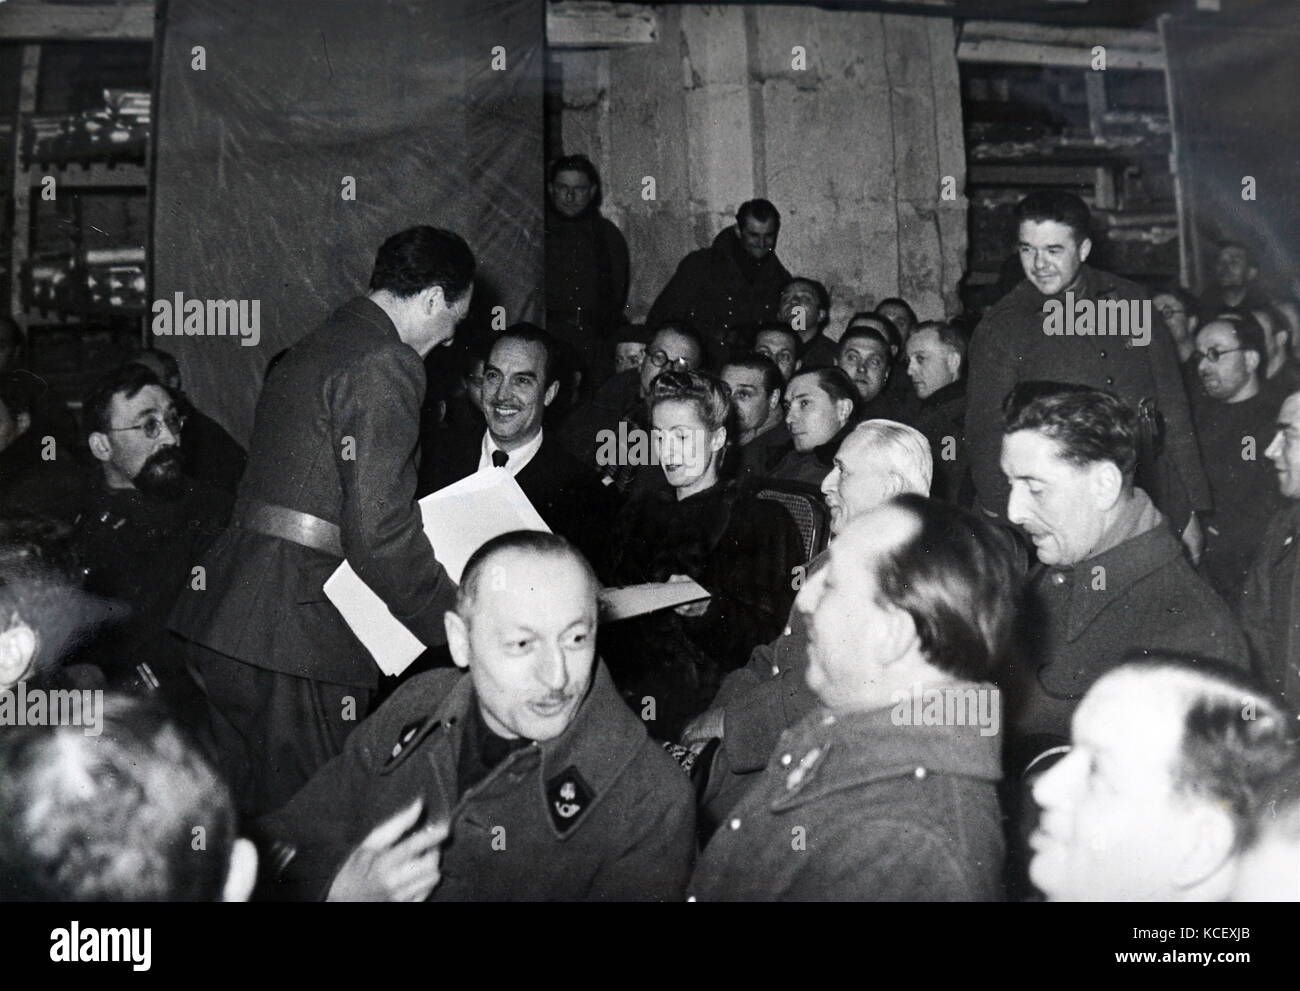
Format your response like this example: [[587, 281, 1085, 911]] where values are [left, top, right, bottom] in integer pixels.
[[420, 324, 612, 568]]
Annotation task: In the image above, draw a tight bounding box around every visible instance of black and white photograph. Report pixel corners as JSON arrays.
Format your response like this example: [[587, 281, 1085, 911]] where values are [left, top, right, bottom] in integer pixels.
[[0, 0, 1296, 967]]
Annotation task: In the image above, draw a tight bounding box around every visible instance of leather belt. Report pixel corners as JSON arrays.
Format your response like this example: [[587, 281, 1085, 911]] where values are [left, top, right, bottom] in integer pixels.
[[237, 500, 343, 558]]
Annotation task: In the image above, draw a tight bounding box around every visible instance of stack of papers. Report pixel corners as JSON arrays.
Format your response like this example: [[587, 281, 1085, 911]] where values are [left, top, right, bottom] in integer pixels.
[[325, 469, 712, 676]]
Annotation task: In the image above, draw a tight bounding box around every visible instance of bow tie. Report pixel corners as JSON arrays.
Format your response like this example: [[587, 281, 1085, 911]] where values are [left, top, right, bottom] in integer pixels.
[[492, 450, 509, 468]]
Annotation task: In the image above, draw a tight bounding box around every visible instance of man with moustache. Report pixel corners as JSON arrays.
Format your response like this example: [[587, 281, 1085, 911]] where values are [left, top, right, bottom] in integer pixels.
[[999, 385, 1248, 769], [419, 324, 611, 568], [256, 532, 695, 902], [1189, 313, 1282, 600], [171, 226, 474, 817], [6, 363, 230, 704]]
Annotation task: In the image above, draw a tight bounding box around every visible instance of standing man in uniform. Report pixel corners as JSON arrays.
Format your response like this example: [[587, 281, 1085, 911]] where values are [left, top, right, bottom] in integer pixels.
[[171, 226, 474, 818], [964, 191, 1208, 556]]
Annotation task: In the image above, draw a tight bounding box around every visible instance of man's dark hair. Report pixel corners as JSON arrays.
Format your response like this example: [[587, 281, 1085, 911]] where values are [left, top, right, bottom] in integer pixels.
[[457, 530, 597, 617], [1155, 285, 1198, 312], [784, 277, 830, 320], [82, 363, 169, 440], [1217, 240, 1257, 269], [548, 153, 600, 187], [127, 348, 181, 385], [1003, 383, 1138, 477], [1202, 311, 1268, 367], [875, 297, 918, 335], [839, 325, 892, 358], [914, 320, 967, 364], [0, 695, 236, 900], [736, 198, 781, 232], [723, 351, 784, 399], [369, 225, 476, 303], [753, 321, 800, 352], [790, 365, 859, 412], [492, 322, 557, 387], [875, 494, 1020, 681], [846, 312, 900, 355], [1015, 190, 1092, 246], [1122, 655, 1293, 852], [648, 320, 707, 367]]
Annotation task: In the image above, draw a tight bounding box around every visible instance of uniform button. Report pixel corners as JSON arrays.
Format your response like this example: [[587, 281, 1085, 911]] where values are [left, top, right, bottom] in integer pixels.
[[780, 753, 793, 766], [1105, 376, 1114, 386], [1051, 572, 1067, 586], [1099, 349, 1107, 358], [914, 766, 927, 780], [729, 818, 742, 831]]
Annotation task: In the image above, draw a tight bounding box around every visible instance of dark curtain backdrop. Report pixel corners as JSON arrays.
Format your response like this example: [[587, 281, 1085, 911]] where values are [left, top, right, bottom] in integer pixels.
[[1163, 13, 1300, 297], [152, 0, 544, 445]]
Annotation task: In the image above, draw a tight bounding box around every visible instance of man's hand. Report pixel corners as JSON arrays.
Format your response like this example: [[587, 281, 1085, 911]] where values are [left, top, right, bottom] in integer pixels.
[[668, 573, 709, 617], [327, 799, 449, 902], [1181, 512, 1204, 565], [681, 707, 725, 744]]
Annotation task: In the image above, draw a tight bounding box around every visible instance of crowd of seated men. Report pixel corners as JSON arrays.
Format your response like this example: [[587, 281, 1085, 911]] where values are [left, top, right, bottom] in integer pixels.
[[0, 166, 1298, 901]]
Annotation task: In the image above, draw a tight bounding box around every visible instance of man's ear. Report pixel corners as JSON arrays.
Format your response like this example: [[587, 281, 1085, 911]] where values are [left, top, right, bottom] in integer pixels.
[[1078, 237, 1093, 264], [835, 398, 855, 427], [709, 426, 727, 453], [424, 285, 446, 315], [87, 431, 113, 463], [15, 411, 31, 437], [1087, 459, 1124, 511], [222, 838, 259, 903], [0, 622, 37, 689], [878, 602, 920, 669], [767, 389, 782, 414], [444, 611, 470, 670], [1244, 348, 1262, 376], [543, 379, 560, 408], [945, 352, 963, 382]]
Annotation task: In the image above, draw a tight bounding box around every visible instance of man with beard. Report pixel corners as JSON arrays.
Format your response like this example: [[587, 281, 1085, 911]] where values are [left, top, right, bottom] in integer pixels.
[[544, 155, 630, 387], [127, 348, 247, 495], [6, 363, 230, 709]]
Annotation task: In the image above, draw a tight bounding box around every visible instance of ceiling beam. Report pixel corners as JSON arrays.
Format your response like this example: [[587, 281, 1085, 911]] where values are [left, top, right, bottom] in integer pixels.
[[0, 1, 157, 42]]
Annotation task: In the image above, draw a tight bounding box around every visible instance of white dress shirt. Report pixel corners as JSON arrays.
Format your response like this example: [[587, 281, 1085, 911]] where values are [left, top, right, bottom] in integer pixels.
[[477, 427, 544, 476]]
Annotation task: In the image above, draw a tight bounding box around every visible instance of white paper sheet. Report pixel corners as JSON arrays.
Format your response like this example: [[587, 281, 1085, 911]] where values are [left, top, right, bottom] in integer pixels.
[[324, 469, 551, 677], [599, 578, 711, 622]]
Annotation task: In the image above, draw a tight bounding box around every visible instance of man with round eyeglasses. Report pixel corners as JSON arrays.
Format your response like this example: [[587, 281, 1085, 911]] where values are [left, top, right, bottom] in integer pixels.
[[559, 321, 705, 495], [5, 362, 231, 709]]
